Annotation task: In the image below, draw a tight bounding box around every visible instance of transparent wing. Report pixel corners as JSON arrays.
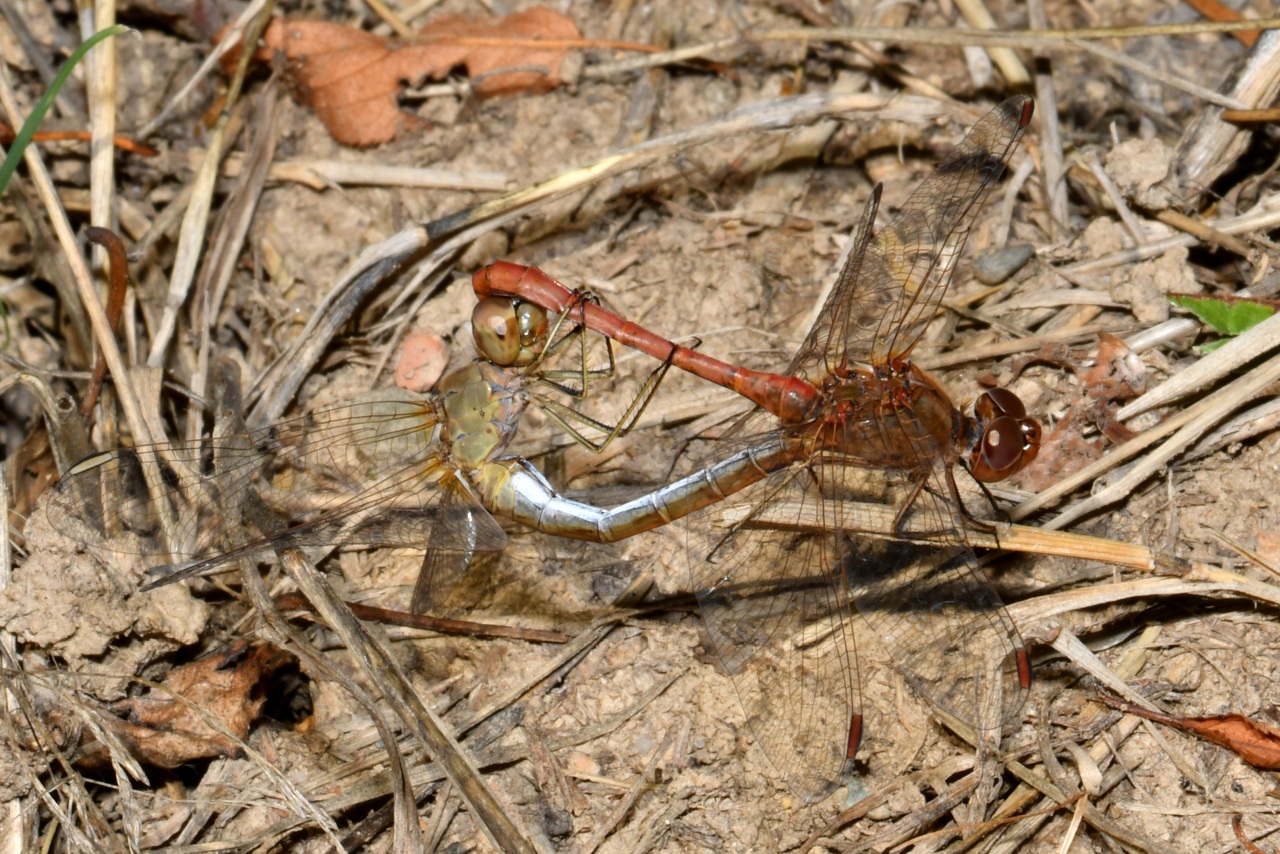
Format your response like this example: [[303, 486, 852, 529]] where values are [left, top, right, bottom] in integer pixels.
[[839, 460, 1030, 735], [689, 416, 861, 802], [688, 408, 1028, 799], [802, 396, 1030, 735], [788, 96, 1033, 379], [876, 95, 1033, 361], [785, 186, 882, 381], [410, 475, 508, 614], [43, 399, 505, 586]]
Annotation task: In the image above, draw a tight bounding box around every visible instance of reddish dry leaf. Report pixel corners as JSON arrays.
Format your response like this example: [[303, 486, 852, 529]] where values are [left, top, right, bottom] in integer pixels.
[[1080, 333, 1145, 406], [1080, 333, 1145, 444], [242, 8, 580, 146], [1007, 334, 1148, 491], [1097, 694, 1280, 770], [78, 641, 295, 770], [1183, 0, 1259, 46], [425, 9, 581, 95]]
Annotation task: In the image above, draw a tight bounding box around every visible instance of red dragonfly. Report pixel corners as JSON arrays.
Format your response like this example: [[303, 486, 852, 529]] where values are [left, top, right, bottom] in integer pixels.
[[474, 96, 1040, 799]]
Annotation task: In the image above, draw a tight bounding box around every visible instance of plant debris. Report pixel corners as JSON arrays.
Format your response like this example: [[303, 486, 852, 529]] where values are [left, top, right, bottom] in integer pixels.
[[77, 641, 296, 770], [1096, 694, 1280, 770], [233, 8, 581, 145]]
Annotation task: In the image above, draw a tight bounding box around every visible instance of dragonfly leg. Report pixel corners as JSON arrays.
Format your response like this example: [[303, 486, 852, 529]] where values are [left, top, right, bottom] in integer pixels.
[[890, 473, 929, 536], [531, 342, 677, 453], [891, 469, 989, 543], [962, 463, 1011, 523], [524, 289, 613, 398], [939, 466, 1009, 553]]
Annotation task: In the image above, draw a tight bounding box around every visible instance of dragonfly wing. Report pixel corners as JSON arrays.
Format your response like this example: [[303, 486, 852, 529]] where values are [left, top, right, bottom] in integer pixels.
[[877, 95, 1033, 361], [785, 185, 884, 380], [786, 96, 1032, 375], [410, 475, 507, 614], [842, 464, 1030, 735], [691, 454, 860, 802], [45, 398, 454, 581]]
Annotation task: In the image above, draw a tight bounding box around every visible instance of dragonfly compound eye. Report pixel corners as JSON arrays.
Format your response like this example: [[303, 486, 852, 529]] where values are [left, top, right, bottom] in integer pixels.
[[515, 301, 549, 351], [472, 296, 523, 366], [979, 416, 1024, 473], [974, 386, 1026, 422], [970, 389, 1041, 482]]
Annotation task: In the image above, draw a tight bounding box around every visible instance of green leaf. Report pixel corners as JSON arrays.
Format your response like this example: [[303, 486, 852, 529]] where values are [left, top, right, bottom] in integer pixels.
[[0, 25, 130, 197], [1169, 294, 1274, 337]]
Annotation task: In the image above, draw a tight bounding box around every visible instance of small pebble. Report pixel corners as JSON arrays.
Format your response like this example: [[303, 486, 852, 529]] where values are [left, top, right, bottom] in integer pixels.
[[540, 805, 573, 839], [972, 243, 1035, 285], [394, 333, 449, 392]]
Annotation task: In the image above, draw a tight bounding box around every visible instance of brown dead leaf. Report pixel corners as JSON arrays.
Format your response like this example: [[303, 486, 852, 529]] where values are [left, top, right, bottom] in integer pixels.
[[1096, 693, 1280, 770], [78, 641, 295, 770], [1007, 334, 1148, 491], [424, 8, 581, 95], [1081, 333, 1146, 406], [238, 8, 580, 146]]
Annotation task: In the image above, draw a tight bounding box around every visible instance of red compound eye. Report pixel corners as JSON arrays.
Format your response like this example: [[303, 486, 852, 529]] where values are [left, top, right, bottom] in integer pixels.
[[969, 389, 1041, 482]]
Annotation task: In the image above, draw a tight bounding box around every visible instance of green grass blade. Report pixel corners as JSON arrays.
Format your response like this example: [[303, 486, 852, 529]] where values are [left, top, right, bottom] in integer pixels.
[[0, 24, 130, 197]]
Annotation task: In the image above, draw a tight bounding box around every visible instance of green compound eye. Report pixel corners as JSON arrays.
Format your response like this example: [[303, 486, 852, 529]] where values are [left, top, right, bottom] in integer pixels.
[[472, 296, 521, 366], [515, 300, 548, 350], [472, 297, 549, 367]]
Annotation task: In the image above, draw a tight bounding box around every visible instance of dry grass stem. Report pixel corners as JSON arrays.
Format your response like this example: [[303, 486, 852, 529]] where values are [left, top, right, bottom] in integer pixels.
[[278, 550, 550, 853], [1043, 348, 1280, 529], [146, 5, 271, 368], [1173, 28, 1280, 192], [136, 0, 273, 138], [1117, 307, 1280, 420], [198, 150, 511, 191], [87, 0, 117, 246], [583, 20, 1280, 79], [1065, 192, 1280, 284]]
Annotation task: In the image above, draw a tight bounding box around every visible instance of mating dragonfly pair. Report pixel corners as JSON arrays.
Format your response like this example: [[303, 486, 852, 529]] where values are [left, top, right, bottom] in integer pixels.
[[47, 96, 1038, 800]]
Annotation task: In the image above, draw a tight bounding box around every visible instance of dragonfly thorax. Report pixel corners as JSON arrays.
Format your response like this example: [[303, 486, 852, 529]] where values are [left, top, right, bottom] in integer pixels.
[[437, 361, 529, 468], [823, 364, 876, 405], [796, 366, 957, 471]]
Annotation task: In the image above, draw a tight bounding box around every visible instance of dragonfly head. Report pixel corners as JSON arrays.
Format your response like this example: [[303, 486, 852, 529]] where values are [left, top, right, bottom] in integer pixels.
[[473, 296, 549, 367], [966, 387, 1040, 482]]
